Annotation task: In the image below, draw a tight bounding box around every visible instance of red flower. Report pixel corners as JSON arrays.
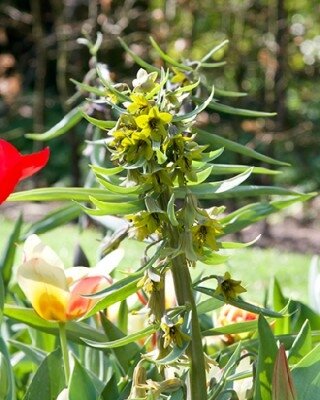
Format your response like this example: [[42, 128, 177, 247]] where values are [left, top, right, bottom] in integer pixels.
[[0, 139, 50, 204]]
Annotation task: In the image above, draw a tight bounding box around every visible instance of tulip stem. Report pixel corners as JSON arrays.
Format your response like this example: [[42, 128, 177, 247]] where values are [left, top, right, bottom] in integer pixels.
[[59, 322, 70, 386]]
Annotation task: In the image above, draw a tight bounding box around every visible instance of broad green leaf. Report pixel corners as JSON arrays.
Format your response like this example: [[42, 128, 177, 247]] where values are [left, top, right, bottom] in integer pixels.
[[9, 340, 46, 365], [291, 344, 320, 400], [167, 193, 179, 226], [221, 194, 316, 234], [118, 37, 160, 73], [271, 278, 289, 335], [100, 314, 140, 372], [8, 187, 138, 202], [81, 112, 116, 130], [101, 374, 119, 399], [4, 305, 108, 344], [149, 36, 192, 71], [205, 99, 277, 117], [23, 204, 81, 238], [69, 358, 98, 400], [24, 348, 65, 400], [26, 107, 83, 140], [0, 338, 15, 400], [83, 324, 157, 349], [176, 168, 253, 198], [197, 297, 224, 315], [272, 344, 297, 400], [0, 214, 23, 287], [254, 314, 278, 400], [173, 87, 215, 122], [196, 128, 289, 166], [84, 196, 144, 215], [194, 287, 283, 318], [289, 300, 320, 331], [288, 320, 312, 365]]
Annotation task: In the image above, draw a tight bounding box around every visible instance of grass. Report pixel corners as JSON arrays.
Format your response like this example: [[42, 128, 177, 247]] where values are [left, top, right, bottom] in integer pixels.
[[0, 215, 312, 306]]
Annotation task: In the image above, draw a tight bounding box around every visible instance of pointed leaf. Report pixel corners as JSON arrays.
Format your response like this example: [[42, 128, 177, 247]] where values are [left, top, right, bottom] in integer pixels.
[[206, 99, 276, 117], [173, 87, 215, 122], [0, 338, 15, 400], [26, 107, 83, 140], [149, 37, 192, 71], [84, 196, 144, 216], [167, 193, 179, 227], [271, 278, 289, 335], [272, 344, 297, 400], [9, 340, 46, 365], [69, 357, 98, 400], [288, 320, 312, 365], [81, 112, 116, 130]]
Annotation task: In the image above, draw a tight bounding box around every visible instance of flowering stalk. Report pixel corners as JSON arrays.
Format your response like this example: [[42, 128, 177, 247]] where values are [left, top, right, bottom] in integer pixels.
[[59, 322, 70, 386]]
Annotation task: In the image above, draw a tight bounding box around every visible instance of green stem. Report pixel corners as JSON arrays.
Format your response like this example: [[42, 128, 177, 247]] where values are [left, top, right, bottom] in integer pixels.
[[59, 322, 70, 386]]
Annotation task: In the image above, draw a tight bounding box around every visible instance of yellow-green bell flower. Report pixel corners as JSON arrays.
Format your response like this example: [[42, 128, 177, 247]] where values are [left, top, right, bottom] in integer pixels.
[[160, 316, 190, 348], [135, 106, 172, 142], [127, 211, 162, 241], [191, 218, 223, 254], [126, 93, 151, 115], [214, 272, 247, 301]]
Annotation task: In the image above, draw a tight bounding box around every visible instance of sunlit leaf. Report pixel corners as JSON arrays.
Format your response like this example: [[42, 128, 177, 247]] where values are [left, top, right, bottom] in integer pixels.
[[288, 320, 312, 364], [149, 37, 192, 71], [272, 344, 297, 400], [81, 112, 116, 130], [69, 357, 98, 400]]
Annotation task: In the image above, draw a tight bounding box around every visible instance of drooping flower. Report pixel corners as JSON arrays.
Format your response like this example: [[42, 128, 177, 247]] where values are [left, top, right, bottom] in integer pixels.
[[191, 218, 223, 255], [127, 211, 163, 241], [132, 68, 158, 93], [0, 139, 50, 204], [17, 234, 114, 322], [135, 106, 172, 142], [126, 93, 151, 115], [160, 316, 190, 348], [214, 272, 246, 301]]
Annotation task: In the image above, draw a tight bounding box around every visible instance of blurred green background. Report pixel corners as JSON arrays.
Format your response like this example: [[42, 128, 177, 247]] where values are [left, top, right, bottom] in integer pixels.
[[0, 0, 319, 252]]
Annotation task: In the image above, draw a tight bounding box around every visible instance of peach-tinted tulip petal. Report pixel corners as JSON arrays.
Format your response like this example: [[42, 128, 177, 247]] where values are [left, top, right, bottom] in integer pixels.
[[67, 276, 109, 319]]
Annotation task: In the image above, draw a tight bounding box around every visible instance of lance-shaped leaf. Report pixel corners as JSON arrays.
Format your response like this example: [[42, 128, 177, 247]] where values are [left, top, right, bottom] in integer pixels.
[[288, 320, 312, 364], [83, 196, 144, 216], [9, 187, 138, 202], [271, 278, 289, 336], [69, 358, 98, 400], [26, 107, 83, 140], [272, 344, 297, 400], [208, 164, 280, 175], [167, 193, 179, 226], [173, 87, 215, 122], [196, 128, 289, 166], [9, 340, 46, 365], [0, 338, 15, 400], [96, 175, 146, 194], [81, 112, 116, 130], [254, 314, 278, 400], [90, 165, 124, 176], [97, 64, 131, 102], [200, 39, 229, 63], [214, 87, 247, 97], [204, 99, 276, 117]]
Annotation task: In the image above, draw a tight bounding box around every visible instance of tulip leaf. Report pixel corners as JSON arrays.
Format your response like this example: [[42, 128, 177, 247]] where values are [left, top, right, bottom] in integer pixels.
[[81, 112, 116, 130], [288, 320, 312, 364], [0, 337, 15, 400], [272, 344, 297, 400], [197, 297, 224, 315], [69, 357, 98, 400], [271, 277, 289, 335], [0, 214, 23, 288], [24, 348, 65, 400], [254, 314, 278, 400], [9, 187, 138, 202], [83, 324, 157, 349], [196, 128, 290, 166], [26, 106, 83, 140], [291, 344, 320, 399], [99, 314, 140, 372], [22, 204, 81, 238], [100, 374, 119, 399], [9, 340, 46, 365]]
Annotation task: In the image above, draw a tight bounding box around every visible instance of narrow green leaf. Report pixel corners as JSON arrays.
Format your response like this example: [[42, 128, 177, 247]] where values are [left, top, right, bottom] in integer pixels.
[[214, 87, 247, 97], [197, 297, 224, 315], [26, 107, 83, 140], [291, 344, 320, 399], [206, 99, 277, 117], [208, 164, 280, 175], [200, 61, 226, 68], [96, 176, 145, 194], [100, 314, 140, 372], [221, 194, 316, 234], [83, 324, 157, 349], [118, 37, 160, 72], [90, 165, 124, 176], [149, 37, 192, 71], [0, 338, 15, 400], [23, 204, 81, 238], [167, 193, 179, 226], [254, 314, 278, 400], [69, 358, 98, 400], [200, 40, 229, 63], [0, 274, 4, 323], [153, 341, 190, 365], [186, 166, 213, 185], [8, 187, 138, 202], [24, 348, 65, 400], [173, 87, 215, 122], [9, 340, 46, 365], [272, 344, 297, 400], [70, 78, 107, 97], [220, 234, 261, 249], [96, 64, 131, 102], [0, 214, 23, 287], [194, 287, 283, 318], [81, 112, 116, 130], [288, 320, 312, 365], [199, 251, 229, 265], [196, 128, 289, 166], [202, 319, 261, 337], [85, 196, 144, 215], [118, 300, 128, 334]]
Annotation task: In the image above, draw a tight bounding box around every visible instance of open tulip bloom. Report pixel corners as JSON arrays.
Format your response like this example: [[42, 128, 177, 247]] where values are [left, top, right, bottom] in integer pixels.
[[17, 234, 115, 322], [0, 139, 50, 204]]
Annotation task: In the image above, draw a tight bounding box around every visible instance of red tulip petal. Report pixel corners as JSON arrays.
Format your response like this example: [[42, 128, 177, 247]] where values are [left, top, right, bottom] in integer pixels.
[[18, 147, 50, 180], [67, 276, 109, 320], [0, 140, 50, 205]]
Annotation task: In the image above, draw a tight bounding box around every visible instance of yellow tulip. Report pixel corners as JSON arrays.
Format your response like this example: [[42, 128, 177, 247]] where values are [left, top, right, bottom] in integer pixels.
[[17, 234, 121, 322]]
